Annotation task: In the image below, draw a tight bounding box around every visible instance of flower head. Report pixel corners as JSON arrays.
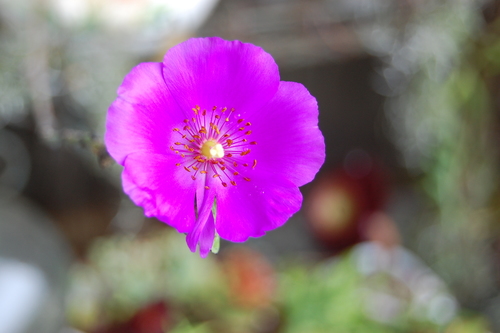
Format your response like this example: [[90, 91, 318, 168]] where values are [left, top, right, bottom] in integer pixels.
[[105, 37, 325, 257]]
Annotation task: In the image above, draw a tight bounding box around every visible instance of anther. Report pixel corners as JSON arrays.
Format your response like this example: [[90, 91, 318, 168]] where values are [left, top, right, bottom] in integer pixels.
[[253, 159, 258, 169], [200, 171, 207, 174], [180, 154, 185, 158], [226, 139, 233, 146], [183, 126, 191, 130], [175, 163, 181, 167], [212, 106, 217, 111], [205, 186, 210, 190], [191, 175, 196, 180], [184, 166, 191, 172], [174, 142, 182, 145], [238, 119, 244, 123], [245, 130, 252, 135], [213, 174, 220, 178], [222, 107, 227, 113], [233, 162, 238, 167], [242, 139, 248, 142], [243, 177, 251, 181], [243, 163, 249, 167], [245, 122, 252, 126], [173, 128, 179, 131], [202, 110, 206, 116], [227, 153, 233, 157], [239, 127, 245, 131], [230, 181, 237, 186], [192, 166, 199, 171], [233, 171, 239, 176], [250, 141, 257, 145], [222, 182, 228, 187]]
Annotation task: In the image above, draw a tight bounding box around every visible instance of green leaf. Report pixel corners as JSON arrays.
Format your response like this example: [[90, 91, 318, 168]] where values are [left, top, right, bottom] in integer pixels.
[[211, 199, 219, 254], [211, 231, 220, 254]]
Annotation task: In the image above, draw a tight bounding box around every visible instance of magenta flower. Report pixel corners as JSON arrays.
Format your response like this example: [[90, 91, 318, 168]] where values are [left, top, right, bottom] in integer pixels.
[[105, 37, 325, 257]]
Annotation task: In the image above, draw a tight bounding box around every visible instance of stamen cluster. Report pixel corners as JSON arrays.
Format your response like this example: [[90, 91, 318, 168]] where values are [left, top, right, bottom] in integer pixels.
[[170, 105, 258, 189]]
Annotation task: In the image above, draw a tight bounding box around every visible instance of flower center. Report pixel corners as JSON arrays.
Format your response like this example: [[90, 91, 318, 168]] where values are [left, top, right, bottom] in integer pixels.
[[170, 105, 258, 189], [201, 140, 225, 159]]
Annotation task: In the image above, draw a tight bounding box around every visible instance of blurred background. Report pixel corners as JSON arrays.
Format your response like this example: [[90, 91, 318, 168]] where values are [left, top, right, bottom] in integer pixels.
[[1, 0, 500, 332]]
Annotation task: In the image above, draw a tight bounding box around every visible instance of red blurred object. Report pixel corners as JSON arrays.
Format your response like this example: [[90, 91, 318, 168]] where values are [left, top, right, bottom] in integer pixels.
[[305, 150, 389, 252], [223, 247, 276, 308], [93, 301, 169, 333]]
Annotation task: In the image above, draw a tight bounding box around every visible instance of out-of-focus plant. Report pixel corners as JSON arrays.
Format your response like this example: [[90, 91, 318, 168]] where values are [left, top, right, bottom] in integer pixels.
[[366, 0, 500, 322], [280, 256, 377, 333], [66, 229, 282, 333], [66, 230, 225, 331], [67, 228, 490, 332], [0, 0, 217, 146], [279, 245, 469, 333]]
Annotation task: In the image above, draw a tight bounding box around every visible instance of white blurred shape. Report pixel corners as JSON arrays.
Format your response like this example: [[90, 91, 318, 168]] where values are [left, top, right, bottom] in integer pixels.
[[0, 259, 48, 333], [365, 291, 403, 323], [428, 295, 457, 325], [0, 197, 70, 333], [49, 0, 219, 33], [355, 242, 392, 275], [353, 241, 458, 325], [50, 0, 90, 26], [167, 0, 219, 32]]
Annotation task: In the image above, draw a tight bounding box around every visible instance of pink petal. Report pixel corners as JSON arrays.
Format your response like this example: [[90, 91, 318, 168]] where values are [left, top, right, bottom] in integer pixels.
[[245, 81, 325, 187], [162, 37, 279, 115], [122, 152, 205, 233], [186, 189, 216, 257], [105, 62, 186, 165], [215, 171, 303, 242]]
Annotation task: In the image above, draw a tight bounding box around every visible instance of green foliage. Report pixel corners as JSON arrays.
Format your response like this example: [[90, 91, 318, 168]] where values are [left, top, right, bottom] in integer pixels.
[[279, 254, 438, 333]]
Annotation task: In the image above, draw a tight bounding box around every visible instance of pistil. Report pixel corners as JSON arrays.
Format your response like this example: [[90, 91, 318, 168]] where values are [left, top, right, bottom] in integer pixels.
[[201, 140, 225, 158]]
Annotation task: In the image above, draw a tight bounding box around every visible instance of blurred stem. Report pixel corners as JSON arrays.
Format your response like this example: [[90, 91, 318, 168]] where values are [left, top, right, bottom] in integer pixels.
[[24, 7, 58, 142]]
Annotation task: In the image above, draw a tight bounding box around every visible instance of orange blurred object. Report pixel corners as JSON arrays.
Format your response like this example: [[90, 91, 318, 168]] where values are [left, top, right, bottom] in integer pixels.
[[222, 247, 276, 308], [363, 212, 400, 249]]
